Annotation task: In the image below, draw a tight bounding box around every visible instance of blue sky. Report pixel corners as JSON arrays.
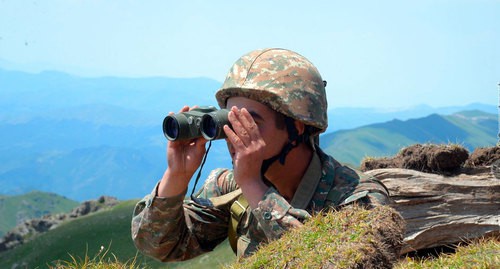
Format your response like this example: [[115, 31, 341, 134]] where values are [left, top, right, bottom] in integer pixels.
[[0, 0, 498, 108]]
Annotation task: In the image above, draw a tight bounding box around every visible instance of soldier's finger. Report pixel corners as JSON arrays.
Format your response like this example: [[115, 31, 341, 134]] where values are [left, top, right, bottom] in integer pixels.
[[228, 107, 251, 143], [223, 124, 245, 148], [239, 108, 259, 137], [188, 105, 199, 111], [178, 105, 190, 113]]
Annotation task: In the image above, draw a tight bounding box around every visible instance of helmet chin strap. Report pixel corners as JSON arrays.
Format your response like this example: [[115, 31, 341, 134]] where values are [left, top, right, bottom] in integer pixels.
[[260, 117, 303, 176]]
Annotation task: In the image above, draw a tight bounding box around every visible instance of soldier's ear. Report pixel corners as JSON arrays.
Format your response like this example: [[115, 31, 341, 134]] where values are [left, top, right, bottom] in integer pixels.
[[294, 120, 306, 136]]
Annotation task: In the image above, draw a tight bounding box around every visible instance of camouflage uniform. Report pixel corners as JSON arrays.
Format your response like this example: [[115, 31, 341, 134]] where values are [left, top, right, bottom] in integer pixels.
[[131, 48, 391, 261], [131, 148, 389, 261]]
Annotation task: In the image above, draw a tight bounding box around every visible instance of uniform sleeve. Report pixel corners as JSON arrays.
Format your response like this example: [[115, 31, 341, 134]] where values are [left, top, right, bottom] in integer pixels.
[[251, 187, 312, 240], [338, 172, 391, 207], [131, 169, 234, 262]]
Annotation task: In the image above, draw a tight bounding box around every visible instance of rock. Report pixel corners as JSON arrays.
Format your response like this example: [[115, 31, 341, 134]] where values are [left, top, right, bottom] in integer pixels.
[[69, 196, 118, 218]]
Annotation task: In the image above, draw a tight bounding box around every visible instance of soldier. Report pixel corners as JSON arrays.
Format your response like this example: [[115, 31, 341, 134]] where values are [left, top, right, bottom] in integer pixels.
[[131, 48, 390, 261]]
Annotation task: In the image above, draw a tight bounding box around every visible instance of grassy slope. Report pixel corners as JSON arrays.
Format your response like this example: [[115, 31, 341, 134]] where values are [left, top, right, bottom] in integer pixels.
[[0, 191, 79, 237], [322, 127, 414, 166], [0, 200, 235, 269], [444, 111, 497, 148], [321, 110, 497, 167]]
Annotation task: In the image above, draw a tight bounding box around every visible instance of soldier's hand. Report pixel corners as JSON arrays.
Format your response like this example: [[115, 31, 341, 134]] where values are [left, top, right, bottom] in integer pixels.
[[224, 106, 265, 183], [224, 106, 268, 208], [158, 106, 208, 197], [167, 105, 208, 179]]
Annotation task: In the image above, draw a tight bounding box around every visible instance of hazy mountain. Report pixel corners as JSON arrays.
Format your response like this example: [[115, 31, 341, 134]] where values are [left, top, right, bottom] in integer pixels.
[[326, 103, 497, 131], [2, 68, 496, 130], [320, 110, 497, 166], [0, 117, 231, 201], [0, 68, 231, 201], [0, 68, 496, 201], [0, 68, 221, 125]]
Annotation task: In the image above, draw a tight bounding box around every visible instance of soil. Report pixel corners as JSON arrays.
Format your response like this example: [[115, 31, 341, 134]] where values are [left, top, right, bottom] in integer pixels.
[[360, 157, 396, 172], [361, 144, 472, 175], [465, 146, 500, 167]]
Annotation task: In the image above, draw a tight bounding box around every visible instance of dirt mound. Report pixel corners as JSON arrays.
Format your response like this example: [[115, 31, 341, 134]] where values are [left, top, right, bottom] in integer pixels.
[[360, 157, 395, 171], [399, 144, 469, 174], [361, 144, 469, 175], [465, 146, 500, 167]]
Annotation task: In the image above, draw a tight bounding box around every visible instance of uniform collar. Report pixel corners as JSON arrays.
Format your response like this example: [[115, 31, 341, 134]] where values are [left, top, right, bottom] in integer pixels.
[[290, 151, 322, 209]]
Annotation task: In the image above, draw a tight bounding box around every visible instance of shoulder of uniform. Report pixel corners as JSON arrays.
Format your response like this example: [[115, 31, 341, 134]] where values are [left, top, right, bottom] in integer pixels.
[[325, 163, 390, 205], [207, 168, 230, 180], [208, 168, 238, 195], [194, 168, 233, 199], [339, 168, 391, 206]]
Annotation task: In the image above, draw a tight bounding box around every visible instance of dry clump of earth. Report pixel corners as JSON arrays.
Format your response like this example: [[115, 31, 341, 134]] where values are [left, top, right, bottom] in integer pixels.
[[465, 146, 500, 167], [361, 144, 499, 175]]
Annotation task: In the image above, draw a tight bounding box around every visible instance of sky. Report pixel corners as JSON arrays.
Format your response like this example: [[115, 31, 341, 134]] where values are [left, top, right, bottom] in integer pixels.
[[0, 0, 498, 108]]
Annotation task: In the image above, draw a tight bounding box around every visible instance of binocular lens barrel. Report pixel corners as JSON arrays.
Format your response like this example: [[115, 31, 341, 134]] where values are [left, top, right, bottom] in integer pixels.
[[163, 116, 181, 141], [201, 109, 229, 141], [163, 113, 202, 141], [201, 115, 217, 139]]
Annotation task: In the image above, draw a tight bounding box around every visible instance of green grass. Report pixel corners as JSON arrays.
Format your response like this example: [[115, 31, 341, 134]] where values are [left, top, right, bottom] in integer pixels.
[[50, 244, 141, 269], [47, 237, 500, 269], [225, 205, 405, 269], [0, 191, 79, 237], [395, 237, 500, 269], [0, 200, 235, 269]]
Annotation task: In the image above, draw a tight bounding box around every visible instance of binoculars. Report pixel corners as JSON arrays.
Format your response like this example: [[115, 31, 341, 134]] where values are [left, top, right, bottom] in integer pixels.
[[163, 106, 230, 141]]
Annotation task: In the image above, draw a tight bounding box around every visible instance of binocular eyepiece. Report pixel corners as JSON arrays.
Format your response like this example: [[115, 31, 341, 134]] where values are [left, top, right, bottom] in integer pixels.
[[163, 106, 230, 141]]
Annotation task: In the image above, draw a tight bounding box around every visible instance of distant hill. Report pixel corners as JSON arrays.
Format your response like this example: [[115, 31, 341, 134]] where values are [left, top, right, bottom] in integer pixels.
[[0, 200, 235, 269], [320, 110, 497, 166], [0, 191, 78, 237]]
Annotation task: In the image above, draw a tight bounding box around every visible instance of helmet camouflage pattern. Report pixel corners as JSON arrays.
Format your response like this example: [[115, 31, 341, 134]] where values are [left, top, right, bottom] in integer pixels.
[[215, 48, 328, 134]]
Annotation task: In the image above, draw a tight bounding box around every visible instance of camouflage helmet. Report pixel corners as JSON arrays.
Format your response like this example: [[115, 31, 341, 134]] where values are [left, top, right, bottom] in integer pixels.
[[215, 48, 328, 134]]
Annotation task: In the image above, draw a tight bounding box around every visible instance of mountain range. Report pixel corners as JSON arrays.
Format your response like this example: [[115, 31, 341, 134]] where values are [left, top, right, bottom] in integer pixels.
[[0, 68, 497, 201], [321, 110, 497, 165]]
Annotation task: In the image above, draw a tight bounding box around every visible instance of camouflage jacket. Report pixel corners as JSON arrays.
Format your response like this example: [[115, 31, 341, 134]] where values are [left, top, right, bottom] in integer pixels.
[[131, 148, 390, 261]]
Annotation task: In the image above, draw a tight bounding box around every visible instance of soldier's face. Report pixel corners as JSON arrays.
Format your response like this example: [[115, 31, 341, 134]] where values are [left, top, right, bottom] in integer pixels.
[[225, 97, 289, 161]]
